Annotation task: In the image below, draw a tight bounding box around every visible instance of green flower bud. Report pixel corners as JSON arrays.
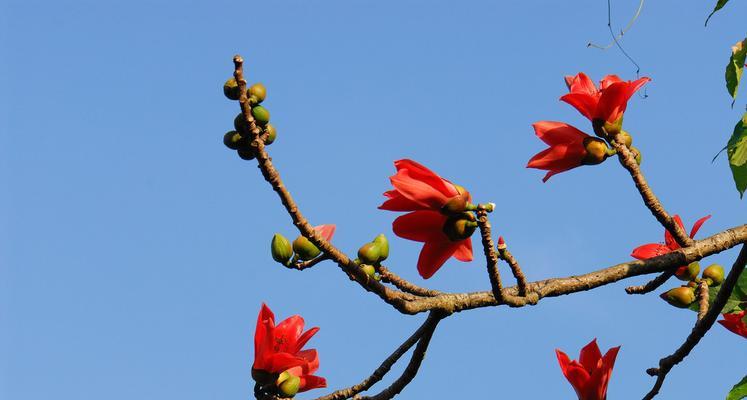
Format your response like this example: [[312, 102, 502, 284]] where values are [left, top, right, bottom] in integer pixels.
[[252, 106, 270, 125], [265, 124, 277, 145], [249, 83, 267, 103], [660, 286, 696, 308], [292, 236, 321, 261], [361, 264, 376, 278], [686, 280, 698, 288], [223, 130, 243, 150], [234, 113, 247, 132], [582, 137, 609, 165], [373, 234, 389, 261], [702, 264, 725, 286], [442, 212, 477, 242], [277, 371, 300, 398], [441, 193, 470, 214], [630, 146, 642, 165], [238, 149, 255, 160], [271, 233, 293, 265], [618, 130, 633, 147], [675, 262, 700, 281], [223, 78, 241, 100], [603, 115, 623, 136], [358, 242, 381, 265]]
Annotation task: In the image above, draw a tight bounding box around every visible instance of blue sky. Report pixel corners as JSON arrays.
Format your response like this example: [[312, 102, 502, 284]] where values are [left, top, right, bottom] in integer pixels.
[[2, 0, 746, 399]]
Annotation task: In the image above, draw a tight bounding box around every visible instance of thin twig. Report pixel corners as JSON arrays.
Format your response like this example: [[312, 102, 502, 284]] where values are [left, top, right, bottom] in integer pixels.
[[291, 255, 331, 271], [610, 136, 692, 247], [642, 245, 747, 400], [625, 270, 676, 294], [588, 0, 645, 50], [312, 313, 442, 400], [377, 266, 442, 297], [477, 209, 504, 302], [497, 237, 528, 296]]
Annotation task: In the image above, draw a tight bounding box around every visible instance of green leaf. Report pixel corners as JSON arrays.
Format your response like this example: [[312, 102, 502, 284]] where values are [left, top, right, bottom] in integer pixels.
[[727, 375, 747, 400], [726, 38, 747, 105], [727, 113, 747, 197], [706, 0, 731, 26]]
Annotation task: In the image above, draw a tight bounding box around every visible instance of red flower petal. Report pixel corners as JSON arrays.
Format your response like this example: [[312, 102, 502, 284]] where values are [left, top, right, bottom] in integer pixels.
[[417, 236, 463, 279], [578, 339, 603, 374], [532, 121, 589, 146], [631, 243, 671, 260], [379, 190, 424, 211], [392, 211, 446, 242], [568, 72, 599, 96], [527, 143, 586, 170], [664, 215, 685, 250], [452, 239, 473, 262], [556, 349, 591, 399], [689, 215, 712, 238], [560, 92, 598, 121], [584, 345, 620, 400], [299, 375, 327, 392], [599, 74, 623, 90], [314, 225, 336, 242], [293, 326, 320, 355]]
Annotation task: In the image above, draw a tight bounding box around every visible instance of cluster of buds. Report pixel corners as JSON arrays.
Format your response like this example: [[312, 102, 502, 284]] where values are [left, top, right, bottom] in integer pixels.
[[271, 225, 336, 267], [355, 234, 389, 280], [660, 262, 725, 308], [222, 78, 277, 160]]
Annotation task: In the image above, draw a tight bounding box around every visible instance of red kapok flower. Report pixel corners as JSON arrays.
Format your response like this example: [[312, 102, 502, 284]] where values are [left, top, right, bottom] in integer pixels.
[[631, 215, 711, 275], [379, 159, 474, 279], [253, 303, 327, 393], [718, 310, 747, 339], [527, 121, 609, 182], [561, 72, 650, 124], [556, 339, 620, 400]]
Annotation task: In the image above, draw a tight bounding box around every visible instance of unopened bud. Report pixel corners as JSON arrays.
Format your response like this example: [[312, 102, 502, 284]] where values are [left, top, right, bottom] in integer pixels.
[[223, 130, 243, 150], [271, 234, 293, 265], [292, 236, 321, 261], [265, 124, 277, 145], [660, 286, 696, 308], [582, 137, 609, 165], [702, 264, 725, 286], [686, 281, 698, 288], [604, 116, 624, 136], [373, 234, 389, 261], [361, 264, 376, 278], [497, 236, 506, 251], [234, 113, 247, 132], [358, 242, 381, 265], [443, 213, 477, 241], [248, 83, 267, 103], [223, 78, 241, 100], [441, 193, 470, 214], [618, 130, 633, 147], [675, 262, 700, 281], [238, 149, 255, 160], [252, 106, 270, 125], [277, 371, 300, 397], [629, 146, 642, 165]]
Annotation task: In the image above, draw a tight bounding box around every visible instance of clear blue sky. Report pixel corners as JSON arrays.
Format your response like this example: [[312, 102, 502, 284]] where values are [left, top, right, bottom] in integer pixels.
[[2, 1, 745, 399]]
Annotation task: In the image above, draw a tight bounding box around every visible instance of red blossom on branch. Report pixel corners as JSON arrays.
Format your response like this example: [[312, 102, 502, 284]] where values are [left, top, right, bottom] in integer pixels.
[[526, 121, 609, 182], [561, 72, 650, 124], [556, 339, 620, 400], [718, 310, 747, 339], [253, 303, 327, 393], [379, 159, 474, 279], [631, 215, 711, 275]]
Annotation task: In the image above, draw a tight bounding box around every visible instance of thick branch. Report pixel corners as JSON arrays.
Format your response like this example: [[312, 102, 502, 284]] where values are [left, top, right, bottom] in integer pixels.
[[312, 313, 442, 400], [697, 280, 709, 321], [610, 137, 692, 247], [397, 224, 747, 314], [641, 244, 747, 400]]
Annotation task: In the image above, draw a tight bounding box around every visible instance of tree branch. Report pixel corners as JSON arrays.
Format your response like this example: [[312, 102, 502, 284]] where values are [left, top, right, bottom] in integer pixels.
[[377, 266, 442, 297], [497, 237, 529, 296], [641, 244, 747, 400], [625, 270, 676, 294]]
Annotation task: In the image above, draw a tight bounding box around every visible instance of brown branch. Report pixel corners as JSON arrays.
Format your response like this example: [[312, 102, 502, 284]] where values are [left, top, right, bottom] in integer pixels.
[[697, 280, 709, 321], [497, 237, 528, 296], [355, 313, 444, 400], [312, 313, 442, 400], [377, 266, 442, 297], [641, 244, 747, 400], [290, 255, 331, 271], [232, 56, 412, 312], [477, 209, 505, 302], [397, 224, 747, 315], [625, 270, 676, 294], [610, 136, 692, 247]]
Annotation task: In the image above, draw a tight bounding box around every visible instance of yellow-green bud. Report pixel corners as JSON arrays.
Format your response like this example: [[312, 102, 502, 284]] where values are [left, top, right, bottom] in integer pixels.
[[252, 106, 270, 125], [238, 149, 255, 160], [373, 234, 389, 261], [361, 264, 376, 278], [358, 242, 381, 265], [582, 137, 609, 165], [604, 115, 624, 136], [441, 193, 470, 214], [223, 78, 241, 100], [702, 264, 725, 286], [660, 286, 696, 308], [249, 83, 267, 103], [675, 262, 700, 281], [277, 371, 300, 398], [618, 130, 633, 147], [265, 124, 277, 145], [223, 130, 243, 150], [442, 213, 477, 242], [292, 236, 321, 261], [271, 234, 293, 265], [234, 113, 247, 132]]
